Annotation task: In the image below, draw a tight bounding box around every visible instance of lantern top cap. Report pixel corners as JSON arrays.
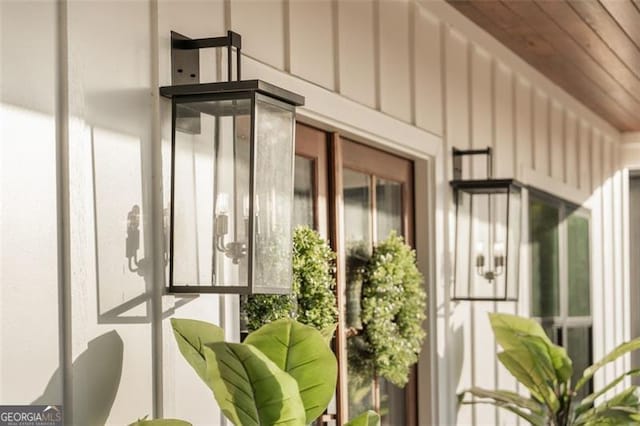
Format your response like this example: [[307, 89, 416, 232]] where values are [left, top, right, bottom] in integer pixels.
[[159, 79, 305, 106], [450, 178, 525, 192]]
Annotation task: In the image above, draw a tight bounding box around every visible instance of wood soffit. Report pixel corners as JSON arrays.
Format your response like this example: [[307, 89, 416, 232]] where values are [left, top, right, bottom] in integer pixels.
[[447, 0, 640, 132]]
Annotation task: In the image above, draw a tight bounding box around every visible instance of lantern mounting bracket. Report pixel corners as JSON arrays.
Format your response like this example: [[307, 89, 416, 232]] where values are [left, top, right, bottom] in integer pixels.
[[452, 147, 493, 180], [170, 30, 242, 86]]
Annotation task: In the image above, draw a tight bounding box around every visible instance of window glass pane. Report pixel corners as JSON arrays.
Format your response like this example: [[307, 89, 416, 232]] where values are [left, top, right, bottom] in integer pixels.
[[530, 198, 560, 317], [376, 179, 402, 241], [568, 213, 591, 316], [293, 155, 314, 228], [375, 179, 406, 426], [343, 169, 374, 416], [567, 327, 592, 399]]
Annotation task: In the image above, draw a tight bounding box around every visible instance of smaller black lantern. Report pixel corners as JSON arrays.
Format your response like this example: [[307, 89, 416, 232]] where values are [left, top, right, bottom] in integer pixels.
[[160, 31, 304, 294], [450, 148, 523, 301]]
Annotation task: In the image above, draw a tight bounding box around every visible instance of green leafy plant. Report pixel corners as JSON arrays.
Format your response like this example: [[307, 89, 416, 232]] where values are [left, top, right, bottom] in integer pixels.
[[356, 231, 426, 387], [459, 312, 640, 425], [245, 226, 338, 332], [344, 410, 381, 426], [171, 317, 337, 425]]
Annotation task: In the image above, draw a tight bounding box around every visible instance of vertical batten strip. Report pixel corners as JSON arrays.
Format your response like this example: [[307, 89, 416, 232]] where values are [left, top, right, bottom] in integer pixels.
[[602, 134, 618, 392], [489, 54, 500, 425], [590, 130, 605, 393], [621, 168, 631, 382], [331, 0, 340, 94], [546, 97, 552, 177], [574, 117, 580, 189], [223, 0, 231, 31], [466, 40, 477, 426], [149, 0, 163, 418], [409, 0, 416, 125], [438, 21, 455, 426], [611, 143, 624, 392], [562, 109, 567, 184], [55, 0, 73, 420], [530, 84, 535, 172], [283, 0, 291, 73], [373, 0, 381, 111]]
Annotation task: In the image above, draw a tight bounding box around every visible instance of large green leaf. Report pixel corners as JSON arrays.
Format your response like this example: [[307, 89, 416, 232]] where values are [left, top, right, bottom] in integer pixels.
[[489, 313, 572, 384], [576, 337, 640, 391], [497, 341, 559, 412], [129, 418, 192, 426], [170, 318, 224, 384], [458, 393, 546, 426], [244, 319, 337, 423], [202, 342, 306, 426], [458, 387, 546, 425], [575, 369, 640, 416], [344, 410, 381, 426], [458, 387, 544, 414], [574, 386, 640, 425]]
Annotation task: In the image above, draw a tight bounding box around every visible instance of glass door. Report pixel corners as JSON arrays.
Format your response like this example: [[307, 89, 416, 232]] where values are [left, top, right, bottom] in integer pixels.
[[293, 127, 416, 425], [339, 139, 415, 426]]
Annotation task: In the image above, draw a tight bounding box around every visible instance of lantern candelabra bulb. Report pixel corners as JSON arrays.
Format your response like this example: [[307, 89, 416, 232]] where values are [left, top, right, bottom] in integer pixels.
[[215, 193, 248, 264], [475, 241, 506, 283]]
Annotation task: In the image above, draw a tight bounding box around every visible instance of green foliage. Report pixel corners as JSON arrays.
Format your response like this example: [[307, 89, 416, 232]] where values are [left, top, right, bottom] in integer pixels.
[[170, 318, 225, 384], [244, 319, 337, 423], [203, 341, 305, 426], [128, 417, 192, 426], [459, 313, 640, 426], [243, 293, 295, 332], [170, 317, 337, 426], [245, 226, 337, 332], [344, 410, 381, 426], [293, 227, 338, 329], [359, 231, 426, 387]]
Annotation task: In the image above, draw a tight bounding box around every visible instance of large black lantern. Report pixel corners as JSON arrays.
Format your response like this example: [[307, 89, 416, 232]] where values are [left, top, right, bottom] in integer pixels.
[[451, 148, 523, 301], [160, 31, 304, 294]]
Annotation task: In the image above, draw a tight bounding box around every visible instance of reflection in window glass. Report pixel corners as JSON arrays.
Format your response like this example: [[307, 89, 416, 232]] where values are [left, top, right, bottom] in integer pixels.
[[375, 178, 405, 426], [343, 169, 374, 417], [568, 214, 590, 317], [567, 327, 592, 399], [343, 168, 408, 425], [293, 155, 314, 228], [376, 179, 403, 242], [530, 198, 560, 317]]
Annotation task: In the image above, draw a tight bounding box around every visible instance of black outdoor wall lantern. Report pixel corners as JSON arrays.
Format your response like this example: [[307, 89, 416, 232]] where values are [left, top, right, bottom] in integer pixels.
[[160, 31, 304, 294], [450, 147, 523, 301]]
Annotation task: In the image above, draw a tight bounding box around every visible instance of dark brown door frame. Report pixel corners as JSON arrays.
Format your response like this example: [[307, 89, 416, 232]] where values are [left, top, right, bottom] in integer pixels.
[[339, 138, 416, 425], [296, 124, 417, 426], [295, 123, 329, 238]]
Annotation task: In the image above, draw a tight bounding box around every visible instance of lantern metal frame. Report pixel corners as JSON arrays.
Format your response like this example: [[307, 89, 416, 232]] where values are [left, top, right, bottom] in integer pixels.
[[160, 31, 304, 294], [450, 147, 524, 301]]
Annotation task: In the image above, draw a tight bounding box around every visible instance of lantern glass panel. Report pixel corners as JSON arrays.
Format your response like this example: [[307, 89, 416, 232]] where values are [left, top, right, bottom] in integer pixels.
[[454, 183, 521, 300], [252, 94, 295, 292], [172, 97, 252, 290]]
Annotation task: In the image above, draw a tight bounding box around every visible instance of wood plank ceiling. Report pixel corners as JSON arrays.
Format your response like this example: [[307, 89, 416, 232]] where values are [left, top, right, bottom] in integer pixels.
[[447, 0, 640, 131]]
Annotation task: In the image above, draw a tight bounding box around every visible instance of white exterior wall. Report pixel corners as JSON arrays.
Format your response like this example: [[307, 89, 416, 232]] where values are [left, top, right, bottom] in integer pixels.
[[0, 1, 631, 425]]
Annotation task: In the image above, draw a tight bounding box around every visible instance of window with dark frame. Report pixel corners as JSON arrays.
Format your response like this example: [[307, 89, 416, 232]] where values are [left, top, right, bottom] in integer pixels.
[[529, 191, 592, 398]]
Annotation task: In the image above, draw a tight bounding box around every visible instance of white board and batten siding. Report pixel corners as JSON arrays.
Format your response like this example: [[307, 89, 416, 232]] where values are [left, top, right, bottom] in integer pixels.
[[0, 1, 632, 425]]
